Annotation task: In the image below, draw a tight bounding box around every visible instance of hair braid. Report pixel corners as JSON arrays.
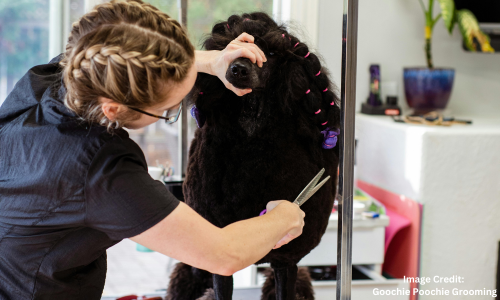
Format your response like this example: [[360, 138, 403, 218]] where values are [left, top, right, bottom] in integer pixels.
[[61, 0, 195, 132], [281, 39, 339, 131]]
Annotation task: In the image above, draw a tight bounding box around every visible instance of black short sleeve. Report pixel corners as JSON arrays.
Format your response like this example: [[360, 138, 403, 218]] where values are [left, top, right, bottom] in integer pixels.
[[85, 136, 180, 240]]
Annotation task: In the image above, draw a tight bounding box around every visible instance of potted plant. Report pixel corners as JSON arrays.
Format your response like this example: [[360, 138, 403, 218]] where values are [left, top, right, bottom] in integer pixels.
[[404, 0, 495, 113]]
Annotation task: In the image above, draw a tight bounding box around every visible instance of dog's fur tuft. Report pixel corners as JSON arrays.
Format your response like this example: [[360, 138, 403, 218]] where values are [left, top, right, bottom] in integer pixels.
[[261, 267, 314, 300], [166, 262, 213, 300]]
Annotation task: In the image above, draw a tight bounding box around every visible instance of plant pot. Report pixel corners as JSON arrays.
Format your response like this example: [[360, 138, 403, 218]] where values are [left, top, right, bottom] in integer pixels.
[[403, 68, 455, 113]]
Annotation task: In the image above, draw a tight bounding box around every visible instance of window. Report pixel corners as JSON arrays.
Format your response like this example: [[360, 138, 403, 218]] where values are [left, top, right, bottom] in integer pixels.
[[0, 1, 50, 106]]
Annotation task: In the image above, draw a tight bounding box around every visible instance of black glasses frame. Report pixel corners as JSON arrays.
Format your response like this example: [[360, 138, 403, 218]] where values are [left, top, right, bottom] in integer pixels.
[[129, 101, 183, 124]]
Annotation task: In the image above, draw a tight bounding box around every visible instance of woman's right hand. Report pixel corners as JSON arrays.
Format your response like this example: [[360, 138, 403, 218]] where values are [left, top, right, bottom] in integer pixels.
[[265, 200, 305, 249]]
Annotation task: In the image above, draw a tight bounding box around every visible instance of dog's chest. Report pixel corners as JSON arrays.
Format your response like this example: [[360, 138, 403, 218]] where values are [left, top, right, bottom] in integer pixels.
[[237, 95, 266, 136]]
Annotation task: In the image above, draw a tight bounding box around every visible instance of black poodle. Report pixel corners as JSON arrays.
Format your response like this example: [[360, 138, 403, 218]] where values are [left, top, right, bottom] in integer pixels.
[[167, 12, 340, 300]]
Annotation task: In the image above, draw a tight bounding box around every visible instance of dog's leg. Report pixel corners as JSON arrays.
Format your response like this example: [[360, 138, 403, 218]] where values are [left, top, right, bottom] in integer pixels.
[[212, 274, 233, 299], [271, 263, 298, 300], [166, 264, 213, 300]]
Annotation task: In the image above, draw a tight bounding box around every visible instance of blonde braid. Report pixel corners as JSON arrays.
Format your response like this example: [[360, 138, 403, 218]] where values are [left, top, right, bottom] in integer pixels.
[[61, 0, 195, 132]]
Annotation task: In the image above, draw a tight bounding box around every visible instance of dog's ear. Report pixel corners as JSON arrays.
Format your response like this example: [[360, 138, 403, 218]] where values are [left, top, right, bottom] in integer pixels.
[[185, 72, 232, 129]]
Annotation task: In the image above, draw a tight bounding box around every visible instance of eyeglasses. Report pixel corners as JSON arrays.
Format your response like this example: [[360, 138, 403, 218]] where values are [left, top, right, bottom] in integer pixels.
[[129, 101, 183, 124]]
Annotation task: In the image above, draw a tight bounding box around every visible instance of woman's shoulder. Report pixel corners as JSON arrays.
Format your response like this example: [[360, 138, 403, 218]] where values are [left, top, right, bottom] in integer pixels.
[[91, 127, 147, 166]]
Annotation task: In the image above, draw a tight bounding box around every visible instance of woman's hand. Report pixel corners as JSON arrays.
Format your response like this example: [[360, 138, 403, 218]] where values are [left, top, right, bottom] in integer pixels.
[[195, 32, 267, 96], [265, 200, 305, 249]]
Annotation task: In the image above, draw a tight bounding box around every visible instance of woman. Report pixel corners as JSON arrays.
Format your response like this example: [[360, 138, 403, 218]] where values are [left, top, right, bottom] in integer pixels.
[[0, 1, 305, 299]]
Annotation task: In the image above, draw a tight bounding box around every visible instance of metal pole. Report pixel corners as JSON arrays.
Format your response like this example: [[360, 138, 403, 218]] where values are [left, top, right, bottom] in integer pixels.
[[177, 0, 188, 177], [336, 0, 358, 299]]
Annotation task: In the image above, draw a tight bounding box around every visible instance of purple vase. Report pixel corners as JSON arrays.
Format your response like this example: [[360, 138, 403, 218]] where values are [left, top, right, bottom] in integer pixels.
[[403, 68, 455, 113]]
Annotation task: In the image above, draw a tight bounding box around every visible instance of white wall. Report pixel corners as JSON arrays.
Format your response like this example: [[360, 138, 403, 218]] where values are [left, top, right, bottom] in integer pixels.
[[317, 0, 500, 118]]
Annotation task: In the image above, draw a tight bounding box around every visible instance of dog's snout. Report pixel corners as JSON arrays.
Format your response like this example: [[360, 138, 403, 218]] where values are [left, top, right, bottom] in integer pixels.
[[230, 62, 249, 79], [225, 58, 262, 89]]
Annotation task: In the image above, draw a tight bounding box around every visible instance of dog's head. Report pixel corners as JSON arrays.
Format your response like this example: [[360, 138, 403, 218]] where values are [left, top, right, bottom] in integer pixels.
[[190, 12, 340, 139]]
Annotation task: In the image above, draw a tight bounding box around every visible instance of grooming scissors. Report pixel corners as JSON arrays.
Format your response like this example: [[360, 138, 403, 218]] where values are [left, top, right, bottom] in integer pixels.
[[259, 168, 331, 215]]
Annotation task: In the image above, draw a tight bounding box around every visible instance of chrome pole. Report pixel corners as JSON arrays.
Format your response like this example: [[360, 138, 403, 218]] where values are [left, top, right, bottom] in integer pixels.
[[336, 0, 358, 299], [177, 0, 188, 177]]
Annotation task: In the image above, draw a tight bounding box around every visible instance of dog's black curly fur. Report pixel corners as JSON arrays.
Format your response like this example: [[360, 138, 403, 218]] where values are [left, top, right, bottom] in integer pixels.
[[168, 11, 340, 300], [166, 262, 213, 300], [261, 267, 315, 300]]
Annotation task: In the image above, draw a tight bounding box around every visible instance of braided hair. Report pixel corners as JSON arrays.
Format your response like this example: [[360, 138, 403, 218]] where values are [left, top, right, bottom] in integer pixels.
[[60, 0, 194, 131]]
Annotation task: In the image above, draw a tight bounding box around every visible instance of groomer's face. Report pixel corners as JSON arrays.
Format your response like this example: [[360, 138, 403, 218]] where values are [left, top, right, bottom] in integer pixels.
[[125, 63, 198, 130]]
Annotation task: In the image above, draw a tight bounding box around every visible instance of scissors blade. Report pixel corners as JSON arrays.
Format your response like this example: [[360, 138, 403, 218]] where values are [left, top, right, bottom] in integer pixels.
[[297, 175, 330, 207], [293, 168, 325, 206]]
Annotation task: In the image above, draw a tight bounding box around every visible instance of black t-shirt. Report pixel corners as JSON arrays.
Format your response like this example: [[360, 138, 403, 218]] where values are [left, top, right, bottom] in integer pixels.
[[0, 56, 180, 299]]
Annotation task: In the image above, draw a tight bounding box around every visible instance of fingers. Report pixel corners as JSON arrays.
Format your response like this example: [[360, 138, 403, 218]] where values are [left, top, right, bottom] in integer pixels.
[[236, 32, 254, 43], [212, 33, 266, 95], [273, 234, 293, 249], [265, 200, 286, 213], [273, 230, 302, 249], [230, 86, 252, 96], [230, 33, 266, 67], [226, 47, 257, 65], [273, 202, 305, 249], [222, 78, 252, 96], [274, 229, 302, 249]]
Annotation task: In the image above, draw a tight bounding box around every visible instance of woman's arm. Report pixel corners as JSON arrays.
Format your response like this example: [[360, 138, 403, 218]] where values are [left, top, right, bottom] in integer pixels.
[[129, 200, 304, 276], [194, 32, 267, 96]]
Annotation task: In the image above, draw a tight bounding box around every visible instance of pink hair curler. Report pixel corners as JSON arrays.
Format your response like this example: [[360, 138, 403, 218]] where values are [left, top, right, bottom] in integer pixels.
[[315, 109, 321, 114], [316, 71, 321, 76], [304, 52, 310, 58], [306, 89, 311, 94], [323, 88, 328, 92]]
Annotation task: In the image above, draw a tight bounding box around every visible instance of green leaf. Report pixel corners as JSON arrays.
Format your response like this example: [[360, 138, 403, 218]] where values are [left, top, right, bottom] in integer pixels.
[[437, 0, 455, 33], [457, 9, 495, 52]]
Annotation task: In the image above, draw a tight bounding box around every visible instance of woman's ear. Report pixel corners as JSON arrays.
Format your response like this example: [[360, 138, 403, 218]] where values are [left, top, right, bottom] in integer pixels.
[[99, 97, 124, 121]]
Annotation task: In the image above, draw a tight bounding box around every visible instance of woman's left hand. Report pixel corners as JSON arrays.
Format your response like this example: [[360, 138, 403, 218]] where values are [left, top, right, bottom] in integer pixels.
[[195, 32, 267, 96]]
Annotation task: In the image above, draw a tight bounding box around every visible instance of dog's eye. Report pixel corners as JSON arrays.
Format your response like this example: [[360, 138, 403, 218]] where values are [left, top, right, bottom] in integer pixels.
[[268, 52, 275, 56]]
